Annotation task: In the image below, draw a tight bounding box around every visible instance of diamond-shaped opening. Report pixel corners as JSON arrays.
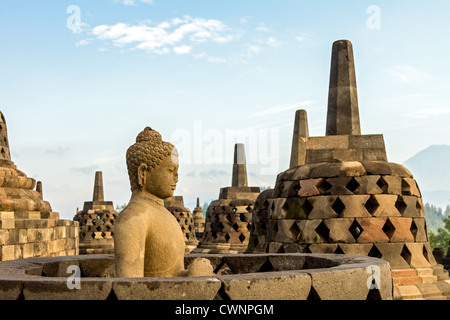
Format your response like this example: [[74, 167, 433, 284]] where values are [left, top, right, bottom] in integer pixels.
[[106, 225, 111, 232], [293, 181, 301, 193], [91, 232, 96, 239], [316, 179, 332, 194], [226, 213, 234, 223], [401, 179, 411, 195], [271, 222, 278, 241], [217, 222, 225, 231], [401, 244, 412, 265], [101, 220, 105, 225], [423, 244, 430, 263], [80, 232, 86, 238], [410, 220, 418, 240], [376, 176, 389, 193], [302, 199, 313, 215], [365, 195, 380, 215], [232, 207, 237, 213], [334, 245, 344, 254], [112, 214, 117, 219], [332, 197, 345, 216], [232, 223, 240, 231], [368, 245, 382, 259], [224, 233, 231, 242], [110, 220, 115, 225], [239, 213, 247, 222], [96, 215, 102, 220], [349, 220, 363, 240], [315, 221, 330, 241], [96, 226, 102, 232], [346, 177, 360, 193], [238, 233, 246, 243], [289, 222, 301, 241], [259, 259, 274, 272], [92, 219, 96, 225], [307, 287, 321, 301], [87, 226, 92, 231], [395, 196, 407, 215], [416, 199, 423, 210], [101, 232, 106, 238], [382, 219, 396, 240]]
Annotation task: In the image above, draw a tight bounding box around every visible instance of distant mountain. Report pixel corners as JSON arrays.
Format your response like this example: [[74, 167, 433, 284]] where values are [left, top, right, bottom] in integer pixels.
[[404, 145, 450, 209]]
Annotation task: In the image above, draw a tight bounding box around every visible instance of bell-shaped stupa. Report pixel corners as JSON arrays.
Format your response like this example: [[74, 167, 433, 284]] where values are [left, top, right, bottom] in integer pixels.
[[164, 195, 198, 252], [73, 171, 117, 254], [250, 40, 450, 300], [193, 143, 260, 254]]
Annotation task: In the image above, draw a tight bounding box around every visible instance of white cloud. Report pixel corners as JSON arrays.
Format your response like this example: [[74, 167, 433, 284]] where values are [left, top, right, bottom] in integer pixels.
[[173, 45, 192, 55], [75, 39, 90, 47], [266, 36, 281, 48], [115, 0, 154, 6], [385, 65, 432, 84], [405, 108, 450, 119], [253, 101, 316, 117], [91, 16, 233, 55]]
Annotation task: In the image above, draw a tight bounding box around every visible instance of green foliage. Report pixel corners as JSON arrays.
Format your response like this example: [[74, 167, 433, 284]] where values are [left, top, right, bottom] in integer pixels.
[[424, 203, 446, 234], [115, 203, 127, 213]]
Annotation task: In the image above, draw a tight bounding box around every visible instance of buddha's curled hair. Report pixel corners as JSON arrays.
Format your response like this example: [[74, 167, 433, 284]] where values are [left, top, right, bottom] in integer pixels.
[[126, 127, 174, 191]]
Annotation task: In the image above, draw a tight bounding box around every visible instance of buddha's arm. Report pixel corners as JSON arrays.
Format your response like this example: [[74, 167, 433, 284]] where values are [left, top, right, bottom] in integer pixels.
[[114, 214, 146, 278]]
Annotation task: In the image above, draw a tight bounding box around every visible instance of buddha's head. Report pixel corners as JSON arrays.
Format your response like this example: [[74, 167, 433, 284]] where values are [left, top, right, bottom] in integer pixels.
[[126, 127, 179, 199]]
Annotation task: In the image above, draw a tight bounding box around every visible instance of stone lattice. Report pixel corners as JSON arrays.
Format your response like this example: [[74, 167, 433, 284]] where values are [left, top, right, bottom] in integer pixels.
[[164, 196, 198, 252], [0, 111, 79, 261], [194, 144, 260, 254], [73, 171, 117, 254], [248, 40, 450, 300]]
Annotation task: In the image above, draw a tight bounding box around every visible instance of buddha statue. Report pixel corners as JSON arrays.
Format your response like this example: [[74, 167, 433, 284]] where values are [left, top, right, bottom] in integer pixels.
[[115, 127, 213, 278]]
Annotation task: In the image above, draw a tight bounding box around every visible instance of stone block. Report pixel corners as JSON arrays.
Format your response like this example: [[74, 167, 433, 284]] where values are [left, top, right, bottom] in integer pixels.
[[416, 283, 446, 300], [378, 175, 402, 195], [23, 243, 35, 259], [386, 217, 414, 243], [0, 279, 23, 300], [361, 161, 392, 175], [284, 198, 308, 220], [308, 244, 339, 253], [338, 243, 373, 256], [394, 285, 424, 300], [297, 220, 324, 244], [307, 136, 350, 150], [0, 229, 9, 245], [290, 165, 312, 180], [0, 245, 15, 261], [324, 218, 355, 243], [396, 196, 421, 217], [306, 150, 333, 164], [307, 196, 340, 219], [273, 220, 298, 243], [402, 178, 421, 197], [411, 218, 428, 242], [332, 149, 363, 162], [0, 212, 14, 219], [309, 162, 342, 179], [362, 148, 388, 161], [406, 243, 432, 268], [356, 218, 389, 243], [18, 229, 27, 244], [387, 163, 413, 178], [339, 195, 371, 218], [339, 161, 366, 177], [374, 243, 411, 269], [353, 175, 383, 195], [298, 179, 323, 197], [348, 135, 385, 149], [0, 220, 15, 229], [221, 271, 311, 300], [309, 261, 392, 300], [23, 279, 113, 300], [368, 194, 401, 217], [325, 177, 354, 195], [271, 198, 286, 220]]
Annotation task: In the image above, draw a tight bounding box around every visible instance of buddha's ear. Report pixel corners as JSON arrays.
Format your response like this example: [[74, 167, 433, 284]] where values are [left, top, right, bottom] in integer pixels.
[[137, 163, 148, 189]]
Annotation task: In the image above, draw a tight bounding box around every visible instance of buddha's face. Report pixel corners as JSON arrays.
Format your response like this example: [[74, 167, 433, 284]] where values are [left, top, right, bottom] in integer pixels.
[[143, 149, 179, 199]]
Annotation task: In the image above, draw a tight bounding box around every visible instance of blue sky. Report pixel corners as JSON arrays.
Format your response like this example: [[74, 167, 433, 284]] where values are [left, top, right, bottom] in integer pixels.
[[1, 1, 450, 219]]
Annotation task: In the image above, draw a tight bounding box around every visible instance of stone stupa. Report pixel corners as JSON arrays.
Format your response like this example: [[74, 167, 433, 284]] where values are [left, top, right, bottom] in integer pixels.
[[193, 143, 260, 254], [248, 40, 450, 300], [73, 171, 117, 254], [192, 197, 205, 240], [164, 195, 199, 253], [0, 111, 79, 261]]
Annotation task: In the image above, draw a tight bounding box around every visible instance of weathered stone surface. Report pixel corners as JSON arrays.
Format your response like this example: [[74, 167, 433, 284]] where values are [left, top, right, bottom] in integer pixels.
[[326, 40, 360, 136], [339, 195, 371, 218], [290, 110, 309, 168], [325, 218, 356, 243], [356, 218, 389, 243]]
